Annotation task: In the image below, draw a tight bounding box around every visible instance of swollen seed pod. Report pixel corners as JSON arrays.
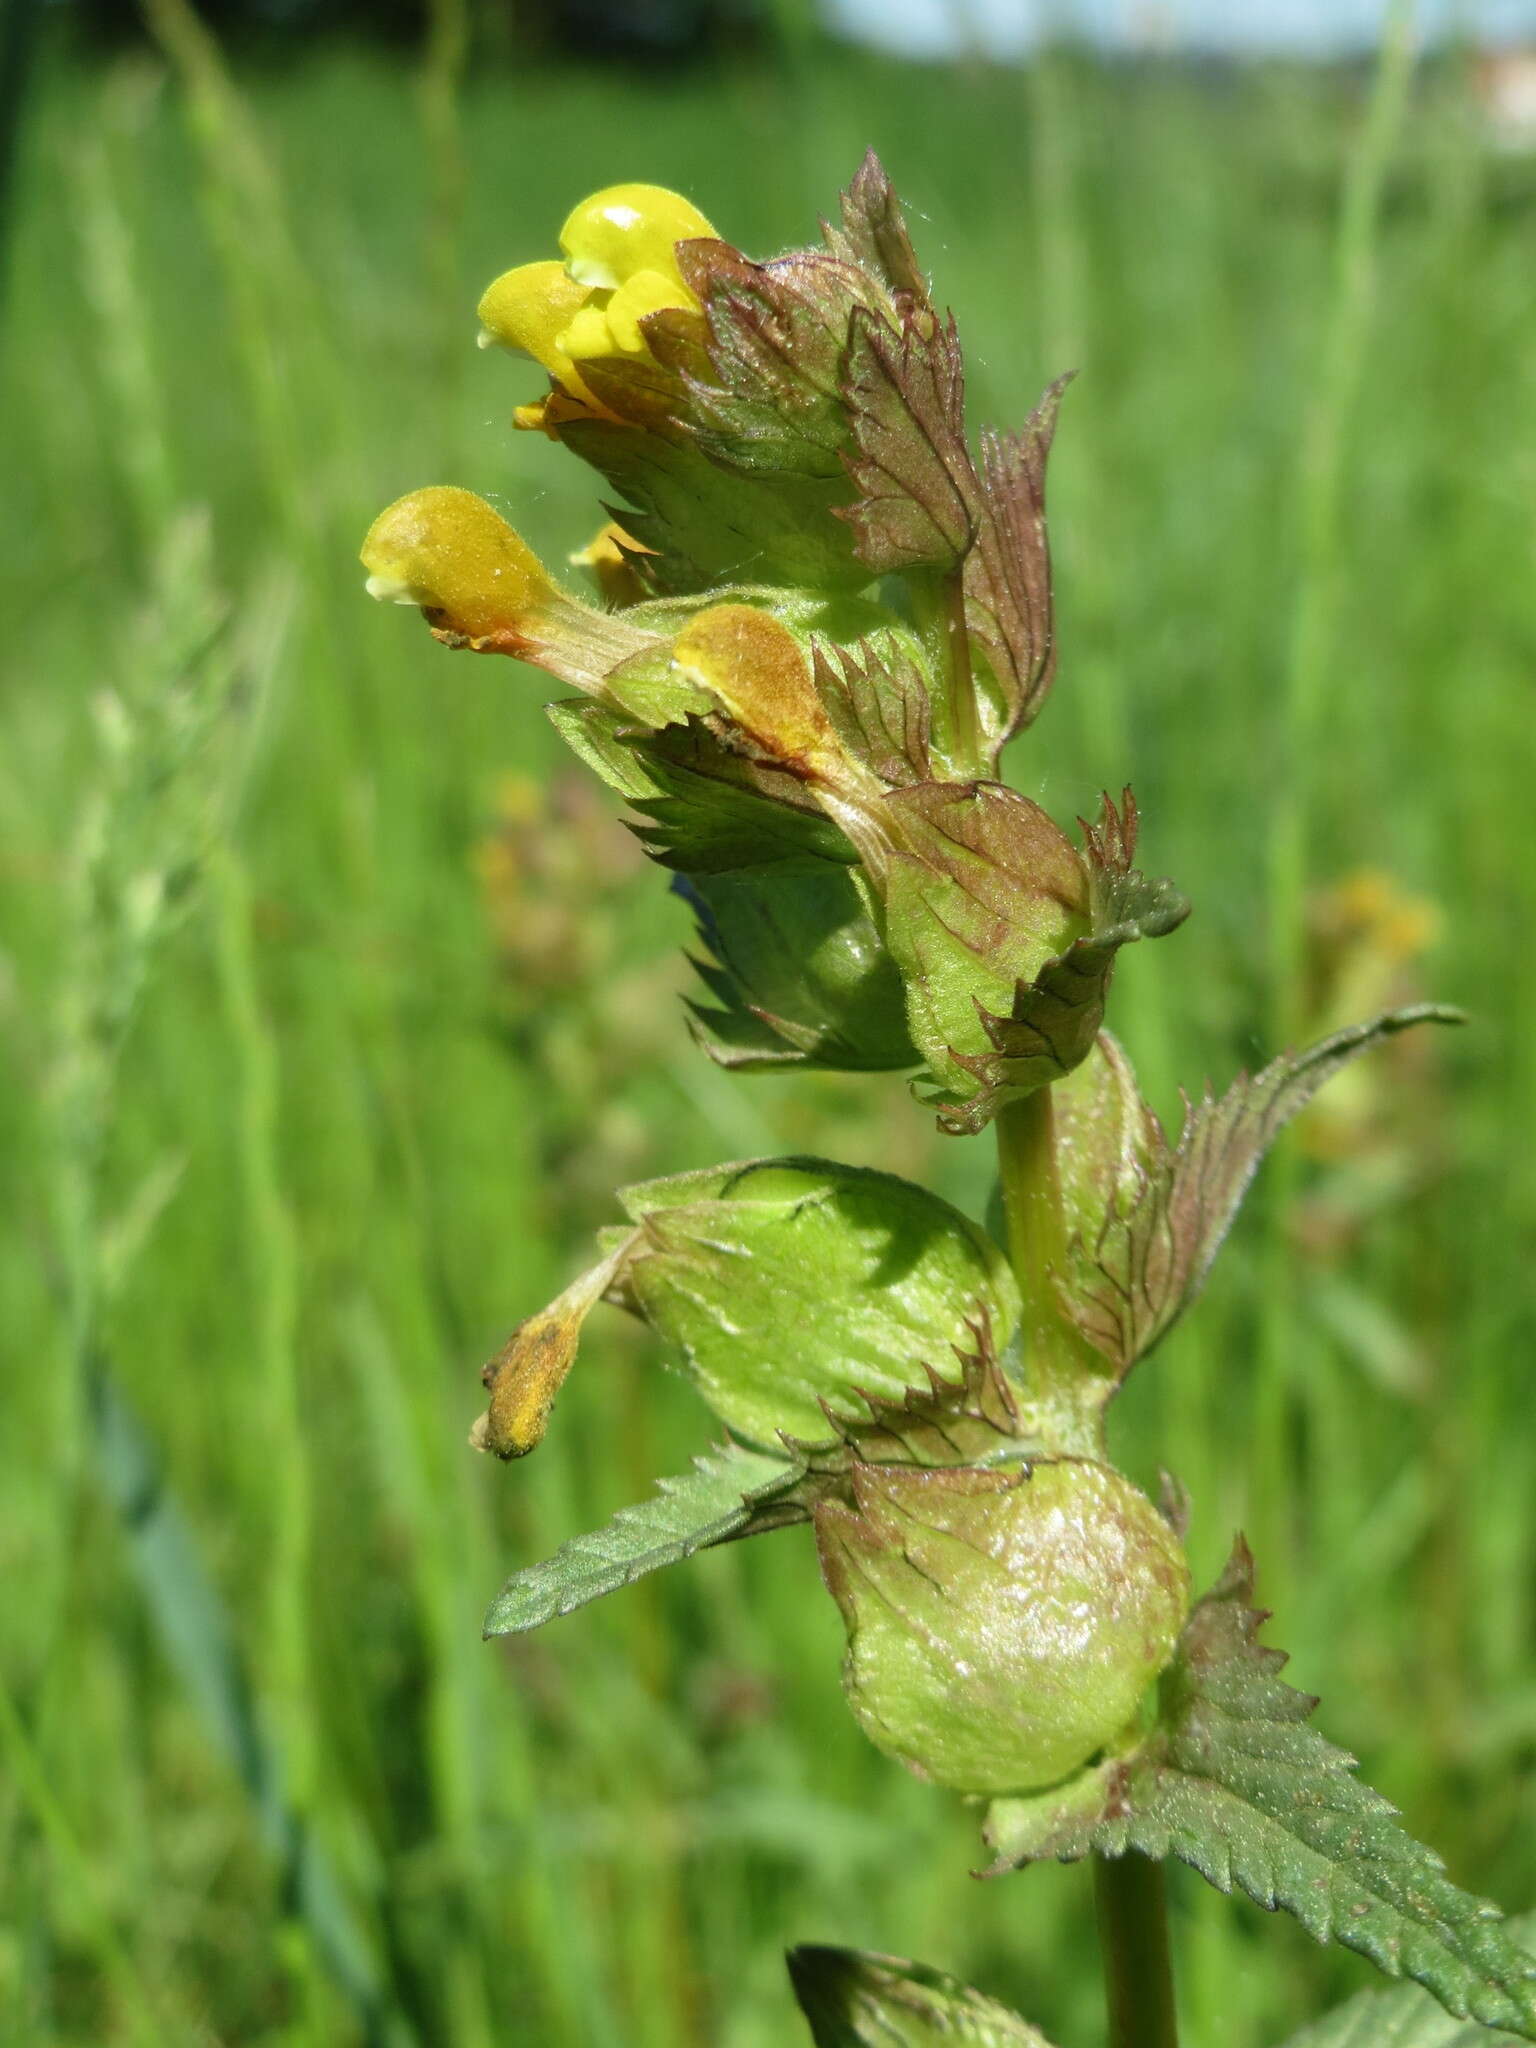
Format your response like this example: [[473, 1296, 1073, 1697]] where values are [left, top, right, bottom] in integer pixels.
[[815, 1460, 1189, 1796]]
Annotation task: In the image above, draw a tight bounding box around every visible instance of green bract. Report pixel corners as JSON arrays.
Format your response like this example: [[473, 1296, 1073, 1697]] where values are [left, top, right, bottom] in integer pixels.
[[681, 863, 919, 1072], [787, 1945, 1061, 2047]]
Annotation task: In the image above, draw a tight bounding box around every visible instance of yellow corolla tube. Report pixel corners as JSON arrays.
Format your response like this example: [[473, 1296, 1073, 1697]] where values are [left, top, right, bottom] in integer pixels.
[[361, 486, 554, 642], [558, 182, 715, 293]]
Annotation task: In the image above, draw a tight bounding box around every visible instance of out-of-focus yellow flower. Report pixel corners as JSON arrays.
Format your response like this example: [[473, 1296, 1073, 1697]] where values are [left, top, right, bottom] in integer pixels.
[[477, 182, 716, 431], [1298, 866, 1444, 1173], [570, 521, 652, 608], [1324, 868, 1441, 971]]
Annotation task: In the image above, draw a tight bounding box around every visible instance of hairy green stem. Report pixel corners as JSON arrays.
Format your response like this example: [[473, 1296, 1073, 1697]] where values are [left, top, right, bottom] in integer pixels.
[[994, 1086, 1105, 1426], [997, 1097, 1179, 2040], [1095, 1854, 1180, 2048], [995, 1086, 1065, 1311]]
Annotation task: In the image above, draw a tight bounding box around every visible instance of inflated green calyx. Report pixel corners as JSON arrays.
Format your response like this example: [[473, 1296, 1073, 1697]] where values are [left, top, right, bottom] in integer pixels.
[[815, 1460, 1189, 1796]]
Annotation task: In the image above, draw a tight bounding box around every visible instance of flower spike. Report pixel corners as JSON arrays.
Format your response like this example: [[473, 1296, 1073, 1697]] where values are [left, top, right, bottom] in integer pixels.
[[364, 162, 1530, 2048]]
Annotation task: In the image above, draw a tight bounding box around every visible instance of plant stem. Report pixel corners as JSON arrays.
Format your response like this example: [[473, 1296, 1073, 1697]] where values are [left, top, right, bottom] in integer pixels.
[[1095, 1854, 1180, 2048], [994, 1085, 1105, 1424], [996, 1093, 1180, 2042], [995, 1085, 1065, 1308]]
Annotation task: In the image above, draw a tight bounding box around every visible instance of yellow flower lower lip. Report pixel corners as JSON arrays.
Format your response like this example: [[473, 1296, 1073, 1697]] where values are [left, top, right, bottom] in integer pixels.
[[364, 569, 426, 605]]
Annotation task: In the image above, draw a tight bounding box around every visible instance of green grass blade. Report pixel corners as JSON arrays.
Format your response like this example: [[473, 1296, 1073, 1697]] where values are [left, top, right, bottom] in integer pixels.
[[89, 1361, 416, 2048]]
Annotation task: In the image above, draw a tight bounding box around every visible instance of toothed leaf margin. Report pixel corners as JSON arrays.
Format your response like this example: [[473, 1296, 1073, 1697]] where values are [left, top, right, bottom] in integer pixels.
[[483, 1441, 807, 1636], [983, 1543, 1536, 2040], [1277, 1916, 1535, 2047], [1062, 1004, 1465, 1377]]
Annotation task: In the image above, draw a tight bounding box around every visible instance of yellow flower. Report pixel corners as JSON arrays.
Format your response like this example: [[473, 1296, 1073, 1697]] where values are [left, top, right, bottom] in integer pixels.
[[672, 603, 848, 782], [570, 521, 652, 608], [476, 260, 593, 397], [477, 182, 716, 430], [557, 182, 715, 293]]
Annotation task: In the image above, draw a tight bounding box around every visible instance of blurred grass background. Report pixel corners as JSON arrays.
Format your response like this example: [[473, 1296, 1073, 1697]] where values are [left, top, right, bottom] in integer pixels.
[[3, 3, 1536, 2042]]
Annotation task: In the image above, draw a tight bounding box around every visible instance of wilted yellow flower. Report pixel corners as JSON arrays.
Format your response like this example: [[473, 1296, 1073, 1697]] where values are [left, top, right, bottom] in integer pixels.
[[362, 486, 555, 640], [361, 485, 660, 694]]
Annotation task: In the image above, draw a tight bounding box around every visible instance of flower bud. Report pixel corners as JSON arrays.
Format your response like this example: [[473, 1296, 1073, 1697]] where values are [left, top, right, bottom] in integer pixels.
[[815, 1460, 1188, 1795], [671, 603, 850, 784]]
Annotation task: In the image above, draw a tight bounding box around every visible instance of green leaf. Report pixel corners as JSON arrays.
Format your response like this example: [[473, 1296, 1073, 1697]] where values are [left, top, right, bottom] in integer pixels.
[[558, 412, 865, 596], [1277, 1918, 1535, 2047], [1052, 1031, 1160, 1259], [678, 240, 888, 483], [819, 149, 931, 304], [811, 632, 937, 786], [482, 1441, 805, 1637], [682, 862, 919, 1073], [984, 1544, 1536, 2040], [879, 778, 1092, 1109], [838, 304, 980, 575], [963, 377, 1073, 749], [1060, 1004, 1464, 1376], [917, 790, 1188, 1134], [803, 1317, 1036, 1470], [787, 1944, 1060, 2046], [547, 698, 853, 871], [617, 1157, 1021, 1448], [667, 154, 927, 501]]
